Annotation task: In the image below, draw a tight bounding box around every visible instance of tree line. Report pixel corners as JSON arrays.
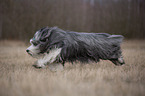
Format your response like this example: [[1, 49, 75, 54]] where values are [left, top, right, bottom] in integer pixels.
[[0, 0, 145, 41]]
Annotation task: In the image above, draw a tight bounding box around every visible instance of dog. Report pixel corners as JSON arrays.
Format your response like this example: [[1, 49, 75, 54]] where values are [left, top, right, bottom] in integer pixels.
[[26, 26, 125, 69]]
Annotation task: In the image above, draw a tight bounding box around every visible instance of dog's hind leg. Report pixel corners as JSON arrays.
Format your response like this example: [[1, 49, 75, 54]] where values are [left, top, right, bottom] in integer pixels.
[[110, 56, 125, 66]]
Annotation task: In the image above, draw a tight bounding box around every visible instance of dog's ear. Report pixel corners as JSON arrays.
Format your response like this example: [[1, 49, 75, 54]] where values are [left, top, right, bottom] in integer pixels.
[[44, 27, 58, 38], [40, 27, 47, 32]]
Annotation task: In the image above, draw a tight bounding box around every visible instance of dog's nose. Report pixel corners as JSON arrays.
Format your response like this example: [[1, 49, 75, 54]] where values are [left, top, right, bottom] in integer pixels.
[[26, 49, 29, 53]]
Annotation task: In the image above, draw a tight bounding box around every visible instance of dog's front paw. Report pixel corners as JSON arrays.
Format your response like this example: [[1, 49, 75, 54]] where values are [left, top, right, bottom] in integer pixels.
[[32, 64, 45, 69], [33, 61, 46, 69]]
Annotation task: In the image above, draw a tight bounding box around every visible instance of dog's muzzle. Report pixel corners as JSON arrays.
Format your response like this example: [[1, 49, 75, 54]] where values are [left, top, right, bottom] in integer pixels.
[[26, 49, 29, 53], [26, 49, 33, 56]]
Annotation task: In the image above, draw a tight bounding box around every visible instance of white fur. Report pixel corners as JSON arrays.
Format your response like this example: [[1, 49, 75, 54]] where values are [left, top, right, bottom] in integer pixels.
[[26, 44, 41, 58], [27, 44, 40, 53], [35, 48, 62, 68], [118, 56, 124, 63]]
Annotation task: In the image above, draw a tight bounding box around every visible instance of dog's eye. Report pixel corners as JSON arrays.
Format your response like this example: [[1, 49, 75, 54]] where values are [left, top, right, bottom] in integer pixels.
[[41, 39, 46, 42], [32, 41, 38, 46], [33, 43, 38, 46]]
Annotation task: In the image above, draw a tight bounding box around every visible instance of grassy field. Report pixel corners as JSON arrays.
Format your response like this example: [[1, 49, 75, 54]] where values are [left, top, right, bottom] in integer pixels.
[[0, 40, 145, 96]]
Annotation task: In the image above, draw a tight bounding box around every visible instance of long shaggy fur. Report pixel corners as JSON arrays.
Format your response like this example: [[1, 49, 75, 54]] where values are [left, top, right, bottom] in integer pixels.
[[27, 26, 125, 67]]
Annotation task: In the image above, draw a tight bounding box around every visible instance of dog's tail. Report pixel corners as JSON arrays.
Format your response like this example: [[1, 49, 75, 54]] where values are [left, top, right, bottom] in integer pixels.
[[95, 33, 124, 44], [108, 35, 124, 44]]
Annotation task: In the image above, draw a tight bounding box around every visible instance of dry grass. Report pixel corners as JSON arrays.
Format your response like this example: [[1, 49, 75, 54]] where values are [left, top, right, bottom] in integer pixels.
[[0, 40, 145, 96]]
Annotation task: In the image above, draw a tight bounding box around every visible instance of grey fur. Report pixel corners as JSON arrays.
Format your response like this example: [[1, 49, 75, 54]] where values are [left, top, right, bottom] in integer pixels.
[[29, 26, 125, 66]]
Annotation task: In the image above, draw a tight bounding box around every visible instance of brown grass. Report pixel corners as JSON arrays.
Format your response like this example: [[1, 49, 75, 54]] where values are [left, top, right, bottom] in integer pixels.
[[0, 40, 145, 96]]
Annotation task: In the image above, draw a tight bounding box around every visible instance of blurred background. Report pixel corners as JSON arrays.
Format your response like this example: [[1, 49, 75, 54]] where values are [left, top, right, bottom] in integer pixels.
[[0, 0, 145, 41]]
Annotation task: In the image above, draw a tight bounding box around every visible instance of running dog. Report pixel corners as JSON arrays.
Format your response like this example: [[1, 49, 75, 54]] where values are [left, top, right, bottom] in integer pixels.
[[26, 27, 125, 70]]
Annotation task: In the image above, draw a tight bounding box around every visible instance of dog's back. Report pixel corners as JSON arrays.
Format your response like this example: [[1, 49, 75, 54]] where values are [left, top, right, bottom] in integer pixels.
[[60, 30, 124, 65]]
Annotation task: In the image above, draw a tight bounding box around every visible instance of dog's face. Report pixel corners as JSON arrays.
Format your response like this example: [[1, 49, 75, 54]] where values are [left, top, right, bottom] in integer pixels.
[[26, 27, 51, 58]]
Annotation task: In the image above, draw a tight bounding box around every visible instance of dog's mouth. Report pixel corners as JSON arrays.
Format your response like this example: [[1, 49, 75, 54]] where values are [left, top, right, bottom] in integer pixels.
[[27, 52, 33, 56], [27, 51, 45, 59]]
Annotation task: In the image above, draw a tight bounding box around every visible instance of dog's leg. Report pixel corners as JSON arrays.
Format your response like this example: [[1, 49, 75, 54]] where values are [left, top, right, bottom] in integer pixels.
[[110, 56, 125, 66], [34, 48, 62, 68], [33, 59, 47, 68], [118, 56, 125, 65]]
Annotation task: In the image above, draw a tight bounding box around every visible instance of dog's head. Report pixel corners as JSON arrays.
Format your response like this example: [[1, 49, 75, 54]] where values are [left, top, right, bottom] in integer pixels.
[[26, 27, 57, 58]]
